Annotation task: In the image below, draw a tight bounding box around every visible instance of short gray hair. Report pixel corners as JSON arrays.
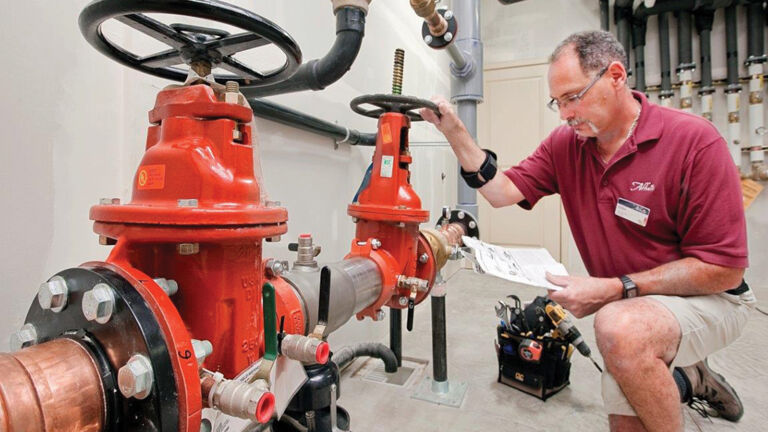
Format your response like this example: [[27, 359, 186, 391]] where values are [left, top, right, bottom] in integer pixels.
[[549, 30, 627, 74]]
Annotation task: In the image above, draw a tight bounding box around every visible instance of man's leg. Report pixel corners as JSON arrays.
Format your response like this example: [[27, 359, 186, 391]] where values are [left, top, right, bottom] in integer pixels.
[[594, 298, 682, 432]]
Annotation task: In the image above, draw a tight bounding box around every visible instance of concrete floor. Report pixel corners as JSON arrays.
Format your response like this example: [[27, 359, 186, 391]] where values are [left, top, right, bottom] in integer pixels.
[[336, 269, 768, 431]]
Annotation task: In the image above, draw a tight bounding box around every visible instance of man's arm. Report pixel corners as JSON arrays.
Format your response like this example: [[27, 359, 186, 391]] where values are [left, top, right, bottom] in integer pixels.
[[547, 257, 745, 318], [420, 97, 525, 207]]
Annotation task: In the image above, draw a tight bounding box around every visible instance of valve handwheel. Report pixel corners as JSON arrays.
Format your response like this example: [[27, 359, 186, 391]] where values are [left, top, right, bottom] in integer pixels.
[[350, 94, 440, 122], [79, 0, 302, 87]]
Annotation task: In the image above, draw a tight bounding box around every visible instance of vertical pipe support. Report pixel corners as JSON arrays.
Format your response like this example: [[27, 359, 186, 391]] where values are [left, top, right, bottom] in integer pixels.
[[390, 308, 403, 367], [451, 0, 483, 218]]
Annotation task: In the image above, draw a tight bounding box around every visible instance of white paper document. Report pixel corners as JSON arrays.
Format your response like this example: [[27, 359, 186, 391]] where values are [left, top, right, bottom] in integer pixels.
[[461, 236, 569, 290]]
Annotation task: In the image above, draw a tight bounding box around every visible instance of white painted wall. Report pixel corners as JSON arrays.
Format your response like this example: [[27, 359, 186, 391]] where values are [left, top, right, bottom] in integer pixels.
[[482, 0, 768, 291], [0, 1, 454, 345]]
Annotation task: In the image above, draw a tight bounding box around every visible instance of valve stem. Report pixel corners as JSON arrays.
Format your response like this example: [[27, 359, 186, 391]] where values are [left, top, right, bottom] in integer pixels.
[[392, 49, 405, 95]]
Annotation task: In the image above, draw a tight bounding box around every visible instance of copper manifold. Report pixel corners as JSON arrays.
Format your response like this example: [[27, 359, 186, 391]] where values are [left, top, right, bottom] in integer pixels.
[[410, 0, 448, 36], [0, 338, 105, 432]]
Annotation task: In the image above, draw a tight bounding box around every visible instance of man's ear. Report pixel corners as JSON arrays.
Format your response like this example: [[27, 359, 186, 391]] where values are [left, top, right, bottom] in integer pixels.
[[607, 61, 627, 88]]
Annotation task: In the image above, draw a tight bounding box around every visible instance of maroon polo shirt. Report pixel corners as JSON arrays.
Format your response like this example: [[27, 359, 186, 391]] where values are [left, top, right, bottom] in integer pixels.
[[504, 91, 748, 278]]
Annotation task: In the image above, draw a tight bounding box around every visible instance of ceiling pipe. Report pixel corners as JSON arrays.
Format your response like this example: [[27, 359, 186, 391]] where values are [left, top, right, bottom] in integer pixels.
[[658, 12, 674, 107], [725, 3, 743, 167], [676, 10, 695, 112], [745, 0, 767, 172], [632, 13, 648, 94], [695, 8, 716, 121], [615, 0, 634, 76]]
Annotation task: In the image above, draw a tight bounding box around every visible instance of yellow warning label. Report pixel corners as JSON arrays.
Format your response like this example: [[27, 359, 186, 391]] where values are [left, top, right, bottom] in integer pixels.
[[137, 165, 166, 190]]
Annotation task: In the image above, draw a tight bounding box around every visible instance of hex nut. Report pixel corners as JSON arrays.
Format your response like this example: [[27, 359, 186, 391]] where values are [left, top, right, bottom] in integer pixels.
[[371, 239, 382, 250], [9, 323, 37, 351], [38, 276, 68, 313], [118, 354, 154, 399], [82, 283, 116, 324]]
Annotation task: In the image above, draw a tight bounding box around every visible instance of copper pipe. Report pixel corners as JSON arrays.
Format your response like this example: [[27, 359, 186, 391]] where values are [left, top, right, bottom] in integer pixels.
[[410, 0, 448, 36], [0, 338, 105, 432]]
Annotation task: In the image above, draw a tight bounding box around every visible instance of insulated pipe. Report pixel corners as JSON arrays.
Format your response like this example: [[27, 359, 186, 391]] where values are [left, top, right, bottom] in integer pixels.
[[281, 258, 382, 335], [615, 0, 634, 76], [725, 3, 743, 166], [430, 284, 448, 390], [247, 98, 376, 146], [695, 9, 715, 121], [243, 5, 367, 98], [451, 0, 483, 218], [600, 0, 610, 31], [746, 0, 766, 165], [332, 343, 398, 373], [676, 10, 695, 112], [632, 14, 648, 93], [658, 13, 674, 107]]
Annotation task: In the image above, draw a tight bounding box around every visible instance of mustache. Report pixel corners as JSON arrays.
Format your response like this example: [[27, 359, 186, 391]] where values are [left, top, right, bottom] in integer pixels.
[[567, 118, 599, 134]]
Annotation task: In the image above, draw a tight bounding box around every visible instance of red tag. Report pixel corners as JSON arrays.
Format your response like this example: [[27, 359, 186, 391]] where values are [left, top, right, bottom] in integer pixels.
[[137, 165, 166, 190]]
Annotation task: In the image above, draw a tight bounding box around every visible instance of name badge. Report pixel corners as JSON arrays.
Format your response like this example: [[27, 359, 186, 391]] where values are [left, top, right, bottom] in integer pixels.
[[615, 197, 650, 227]]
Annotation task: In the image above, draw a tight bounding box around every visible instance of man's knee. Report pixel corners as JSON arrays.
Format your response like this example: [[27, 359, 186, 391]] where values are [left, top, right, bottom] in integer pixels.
[[594, 298, 680, 369]]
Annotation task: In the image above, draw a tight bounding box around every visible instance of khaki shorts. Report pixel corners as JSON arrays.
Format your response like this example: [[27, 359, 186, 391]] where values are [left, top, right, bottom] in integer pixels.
[[602, 289, 757, 416]]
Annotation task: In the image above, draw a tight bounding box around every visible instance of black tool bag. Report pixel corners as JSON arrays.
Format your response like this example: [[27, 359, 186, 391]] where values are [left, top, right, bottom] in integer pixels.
[[495, 325, 572, 400]]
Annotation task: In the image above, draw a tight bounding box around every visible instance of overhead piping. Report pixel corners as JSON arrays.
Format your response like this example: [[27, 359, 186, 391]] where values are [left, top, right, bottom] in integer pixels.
[[600, 0, 610, 31], [695, 8, 715, 121], [745, 0, 767, 178], [615, 0, 634, 76], [676, 10, 695, 112], [658, 12, 674, 107], [725, 3, 743, 167], [243, 3, 369, 98], [632, 13, 648, 94]]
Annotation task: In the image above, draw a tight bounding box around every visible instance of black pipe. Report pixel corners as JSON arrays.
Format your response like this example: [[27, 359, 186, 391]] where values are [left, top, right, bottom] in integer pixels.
[[600, 0, 610, 31], [615, 0, 634, 75], [390, 308, 403, 367], [695, 9, 715, 91], [746, 0, 766, 64], [658, 12, 674, 99], [676, 10, 695, 70], [632, 15, 648, 93], [247, 98, 376, 146], [431, 295, 447, 383], [243, 7, 366, 98], [725, 4, 741, 89], [332, 343, 398, 373]]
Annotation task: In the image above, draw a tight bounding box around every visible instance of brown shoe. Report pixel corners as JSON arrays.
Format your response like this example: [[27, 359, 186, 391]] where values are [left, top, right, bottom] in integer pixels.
[[681, 359, 744, 422]]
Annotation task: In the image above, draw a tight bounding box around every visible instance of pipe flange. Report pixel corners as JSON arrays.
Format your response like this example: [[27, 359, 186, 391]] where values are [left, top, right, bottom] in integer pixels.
[[659, 90, 675, 99], [725, 83, 743, 94], [422, 9, 458, 50], [675, 62, 697, 73], [437, 209, 479, 239], [21, 266, 182, 431]]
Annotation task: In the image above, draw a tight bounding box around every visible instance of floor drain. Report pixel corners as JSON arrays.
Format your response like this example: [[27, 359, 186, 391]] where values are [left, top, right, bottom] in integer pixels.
[[350, 356, 428, 388]]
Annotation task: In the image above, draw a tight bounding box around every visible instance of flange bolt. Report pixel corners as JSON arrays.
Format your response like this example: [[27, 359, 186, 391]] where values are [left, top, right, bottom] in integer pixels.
[[118, 354, 154, 399], [82, 283, 116, 324], [38, 276, 69, 313]]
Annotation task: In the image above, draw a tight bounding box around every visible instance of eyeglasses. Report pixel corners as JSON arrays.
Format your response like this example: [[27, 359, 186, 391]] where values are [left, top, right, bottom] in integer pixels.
[[547, 66, 609, 112]]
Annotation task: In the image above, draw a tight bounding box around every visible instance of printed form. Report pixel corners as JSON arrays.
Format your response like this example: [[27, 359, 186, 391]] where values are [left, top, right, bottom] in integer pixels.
[[461, 236, 568, 291]]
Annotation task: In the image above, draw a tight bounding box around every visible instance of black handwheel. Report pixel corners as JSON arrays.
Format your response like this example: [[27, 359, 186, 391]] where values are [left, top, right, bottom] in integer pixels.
[[79, 0, 302, 87], [350, 94, 441, 122]]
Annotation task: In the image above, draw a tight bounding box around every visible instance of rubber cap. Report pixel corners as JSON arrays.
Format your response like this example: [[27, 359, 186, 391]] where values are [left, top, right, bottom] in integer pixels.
[[316, 341, 330, 364], [299, 233, 311, 238], [256, 392, 276, 424]]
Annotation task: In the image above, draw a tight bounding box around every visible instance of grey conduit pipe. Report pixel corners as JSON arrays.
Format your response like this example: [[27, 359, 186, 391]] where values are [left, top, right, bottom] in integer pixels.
[[695, 9, 715, 121], [725, 4, 743, 166], [243, 5, 368, 98], [600, 0, 610, 31], [247, 98, 376, 146], [658, 13, 674, 107], [746, 0, 767, 170], [615, 0, 634, 76], [632, 14, 648, 94], [676, 10, 695, 112]]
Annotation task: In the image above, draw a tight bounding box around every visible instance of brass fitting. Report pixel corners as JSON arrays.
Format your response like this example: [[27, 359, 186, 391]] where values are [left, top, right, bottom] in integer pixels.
[[410, 0, 448, 36]]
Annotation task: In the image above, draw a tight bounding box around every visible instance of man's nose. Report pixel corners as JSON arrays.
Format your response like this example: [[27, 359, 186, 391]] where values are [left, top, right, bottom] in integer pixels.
[[559, 105, 573, 122]]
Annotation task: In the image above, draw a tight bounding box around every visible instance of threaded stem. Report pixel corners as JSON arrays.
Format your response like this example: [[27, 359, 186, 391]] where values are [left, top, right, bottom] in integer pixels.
[[392, 49, 405, 95], [225, 81, 239, 93]]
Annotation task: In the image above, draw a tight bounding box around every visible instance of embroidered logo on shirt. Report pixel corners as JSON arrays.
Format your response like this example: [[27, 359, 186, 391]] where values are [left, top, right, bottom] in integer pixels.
[[630, 181, 655, 192]]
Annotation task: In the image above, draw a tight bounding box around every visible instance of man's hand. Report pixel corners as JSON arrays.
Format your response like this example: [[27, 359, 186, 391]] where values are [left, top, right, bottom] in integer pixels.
[[419, 96, 465, 138], [546, 273, 623, 318]]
